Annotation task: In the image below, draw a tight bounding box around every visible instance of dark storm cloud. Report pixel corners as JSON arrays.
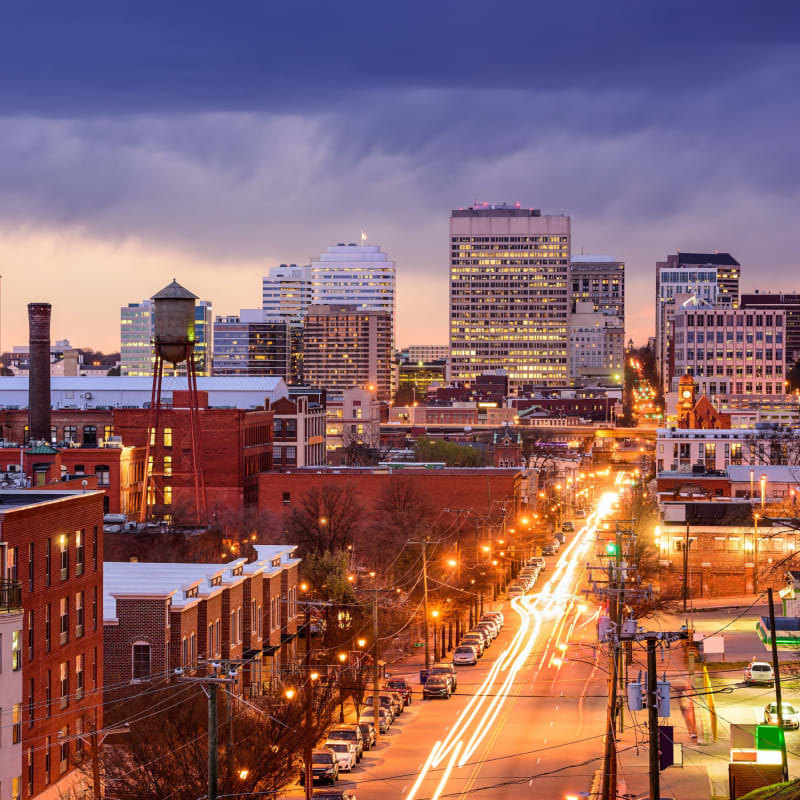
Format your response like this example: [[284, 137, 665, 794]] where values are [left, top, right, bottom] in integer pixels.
[[2, 1, 799, 114]]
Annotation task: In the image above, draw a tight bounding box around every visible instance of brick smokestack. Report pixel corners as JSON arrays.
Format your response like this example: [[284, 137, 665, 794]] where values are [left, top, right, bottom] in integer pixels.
[[28, 302, 52, 442]]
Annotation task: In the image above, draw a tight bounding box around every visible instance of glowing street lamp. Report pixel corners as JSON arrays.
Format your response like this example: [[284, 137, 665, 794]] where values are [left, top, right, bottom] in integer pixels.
[[284, 687, 296, 700]]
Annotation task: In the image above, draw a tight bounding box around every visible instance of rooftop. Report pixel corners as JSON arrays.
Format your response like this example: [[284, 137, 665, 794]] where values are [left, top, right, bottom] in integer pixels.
[[0, 489, 103, 514], [673, 252, 740, 267], [103, 544, 299, 622], [570, 255, 622, 264]]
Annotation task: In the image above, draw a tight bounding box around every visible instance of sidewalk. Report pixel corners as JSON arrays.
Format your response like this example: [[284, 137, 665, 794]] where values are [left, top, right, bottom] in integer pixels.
[[689, 594, 768, 613]]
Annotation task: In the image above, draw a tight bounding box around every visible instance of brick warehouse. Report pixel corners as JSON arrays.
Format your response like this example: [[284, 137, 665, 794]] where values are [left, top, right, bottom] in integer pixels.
[[258, 466, 529, 526], [103, 545, 300, 694], [0, 489, 104, 800]]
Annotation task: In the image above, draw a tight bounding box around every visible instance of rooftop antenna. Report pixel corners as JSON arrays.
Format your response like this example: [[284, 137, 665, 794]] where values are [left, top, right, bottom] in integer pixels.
[[361, 230, 368, 246]]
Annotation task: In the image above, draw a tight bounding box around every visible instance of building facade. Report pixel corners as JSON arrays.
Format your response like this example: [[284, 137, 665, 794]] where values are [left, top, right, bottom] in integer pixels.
[[672, 305, 786, 396], [0, 581, 23, 800], [449, 204, 571, 388], [569, 255, 625, 319], [103, 545, 300, 696], [262, 264, 313, 322], [741, 292, 800, 369], [655, 252, 741, 388], [302, 305, 392, 401], [268, 395, 326, 468], [325, 388, 381, 457], [212, 311, 291, 378], [0, 489, 104, 800], [406, 345, 450, 363], [568, 301, 624, 382]]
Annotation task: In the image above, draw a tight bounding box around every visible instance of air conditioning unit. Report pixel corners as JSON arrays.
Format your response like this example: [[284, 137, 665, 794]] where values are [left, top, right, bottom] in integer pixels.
[[82, 392, 93, 400]]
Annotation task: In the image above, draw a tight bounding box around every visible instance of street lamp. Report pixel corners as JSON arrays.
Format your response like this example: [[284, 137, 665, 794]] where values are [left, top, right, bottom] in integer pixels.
[[284, 687, 296, 700], [337, 653, 347, 722]]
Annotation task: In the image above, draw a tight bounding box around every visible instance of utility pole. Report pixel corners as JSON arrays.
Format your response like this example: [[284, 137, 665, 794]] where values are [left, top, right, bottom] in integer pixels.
[[767, 588, 789, 782], [421, 539, 431, 671], [372, 588, 381, 743], [682, 522, 690, 613], [178, 671, 235, 800], [304, 605, 313, 798], [647, 635, 659, 800]]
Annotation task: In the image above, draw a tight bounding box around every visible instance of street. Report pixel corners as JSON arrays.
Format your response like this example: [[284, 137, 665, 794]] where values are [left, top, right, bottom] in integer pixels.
[[335, 493, 619, 800]]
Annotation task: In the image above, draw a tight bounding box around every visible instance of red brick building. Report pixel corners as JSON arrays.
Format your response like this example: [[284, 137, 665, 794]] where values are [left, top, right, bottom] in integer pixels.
[[0, 489, 104, 799], [258, 466, 526, 526], [103, 545, 300, 695], [0, 409, 114, 448]]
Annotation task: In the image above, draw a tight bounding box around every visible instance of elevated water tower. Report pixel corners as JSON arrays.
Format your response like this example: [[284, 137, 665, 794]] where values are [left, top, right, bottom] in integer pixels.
[[140, 279, 207, 525]]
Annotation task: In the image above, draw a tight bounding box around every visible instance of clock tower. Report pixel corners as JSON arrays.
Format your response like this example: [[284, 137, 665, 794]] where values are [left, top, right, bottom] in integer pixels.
[[677, 374, 696, 427]]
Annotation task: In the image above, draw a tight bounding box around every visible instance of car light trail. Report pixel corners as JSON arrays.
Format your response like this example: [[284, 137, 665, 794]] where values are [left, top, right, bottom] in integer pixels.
[[404, 491, 619, 800]]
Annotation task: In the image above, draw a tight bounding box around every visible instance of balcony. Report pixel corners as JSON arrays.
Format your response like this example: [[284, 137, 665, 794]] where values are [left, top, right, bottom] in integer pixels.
[[0, 580, 22, 614]]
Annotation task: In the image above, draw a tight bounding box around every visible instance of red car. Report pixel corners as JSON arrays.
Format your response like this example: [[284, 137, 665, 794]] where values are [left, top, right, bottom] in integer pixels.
[[385, 677, 413, 704]]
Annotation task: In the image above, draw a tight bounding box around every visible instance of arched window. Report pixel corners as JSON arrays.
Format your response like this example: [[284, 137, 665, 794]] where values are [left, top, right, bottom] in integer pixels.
[[132, 642, 151, 681]]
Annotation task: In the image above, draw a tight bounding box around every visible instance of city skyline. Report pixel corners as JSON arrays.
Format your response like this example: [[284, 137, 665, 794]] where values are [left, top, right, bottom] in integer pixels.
[[2, 2, 800, 354]]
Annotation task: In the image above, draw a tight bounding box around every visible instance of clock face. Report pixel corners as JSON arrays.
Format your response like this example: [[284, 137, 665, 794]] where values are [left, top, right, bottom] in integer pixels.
[[682, 389, 692, 399]]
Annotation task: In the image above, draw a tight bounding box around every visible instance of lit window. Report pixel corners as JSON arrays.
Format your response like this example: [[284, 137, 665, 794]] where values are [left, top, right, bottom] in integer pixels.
[[163, 428, 173, 447], [164, 456, 172, 477], [163, 486, 172, 505]]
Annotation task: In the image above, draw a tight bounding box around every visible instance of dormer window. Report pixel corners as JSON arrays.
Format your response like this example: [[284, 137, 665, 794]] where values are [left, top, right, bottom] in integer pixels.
[[184, 586, 199, 599], [233, 566, 243, 577], [210, 576, 222, 587], [271, 558, 281, 568]]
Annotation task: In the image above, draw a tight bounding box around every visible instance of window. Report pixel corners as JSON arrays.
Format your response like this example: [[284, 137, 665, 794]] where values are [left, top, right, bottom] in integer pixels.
[[92, 526, 98, 570], [28, 677, 34, 728], [12, 630, 21, 671], [27, 609, 34, 660], [12, 703, 21, 743], [60, 662, 69, 709], [75, 654, 84, 699], [215, 620, 220, 656], [83, 425, 97, 446], [28, 542, 34, 592], [163, 428, 173, 447], [64, 425, 77, 443], [103, 424, 113, 442], [75, 530, 84, 576], [132, 643, 151, 681], [46, 670, 52, 716], [46, 537, 51, 586], [94, 465, 110, 487], [45, 735, 51, 783], [93, 647, 98, 688], [163, 455, 172, 477], [92, 586, 98, 631], [27, 748, 33, 795], [60, 535, 69, 581], [60, 728, 69, 773], [163, 486, 172, 505], [7, 546, 18, 582], [190, 633, 196, 666], [182, 637, 188, 667], [230, 611, 236, 646], [60, 597, 69, 645], [251, 598, 257, 633], [282, 491, 291, 506], [257, 604, 262, 638], [237, 607, 242, 643], [45, 603, 51, 652], [208, 623, 214, 657], [75, 591, 84, 638]]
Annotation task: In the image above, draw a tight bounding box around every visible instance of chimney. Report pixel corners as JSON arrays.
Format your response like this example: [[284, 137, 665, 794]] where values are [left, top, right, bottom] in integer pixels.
[[28, 302, 52, 442]]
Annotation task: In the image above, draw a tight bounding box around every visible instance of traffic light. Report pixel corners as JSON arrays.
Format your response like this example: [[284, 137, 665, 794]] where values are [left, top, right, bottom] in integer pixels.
[[605, 541, 618, 556]]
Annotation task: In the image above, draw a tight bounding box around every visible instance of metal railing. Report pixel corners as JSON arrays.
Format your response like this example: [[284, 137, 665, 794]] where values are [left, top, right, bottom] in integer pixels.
[[0, 580, 22, 613]]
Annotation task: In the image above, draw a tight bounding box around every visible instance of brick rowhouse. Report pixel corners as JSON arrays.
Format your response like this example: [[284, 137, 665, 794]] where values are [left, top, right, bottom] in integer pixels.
[[0, 489, 104, 800]]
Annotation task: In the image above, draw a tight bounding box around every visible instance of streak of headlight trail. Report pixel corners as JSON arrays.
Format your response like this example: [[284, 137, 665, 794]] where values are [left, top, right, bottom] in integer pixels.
[[404, 491, 619, 800]]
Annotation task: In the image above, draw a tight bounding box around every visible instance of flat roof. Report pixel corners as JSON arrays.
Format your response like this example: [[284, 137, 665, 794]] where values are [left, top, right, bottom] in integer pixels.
[[103, 544, 298, 623], [0, 489, 103, 513]]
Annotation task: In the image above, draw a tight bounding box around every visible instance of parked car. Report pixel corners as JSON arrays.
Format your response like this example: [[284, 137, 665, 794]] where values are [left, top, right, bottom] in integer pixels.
[[575, 509, 587, 518], [358, 721, 376, 749], [764, 702, 800, 729], [386, 690, 405, 713], [745, 660, 775, 686], [422, 675, 451, 699], [430, 663, 458, 692], [508, 584, 525, 598], [476, 622, 497, 641], [542, 544, 555, 556], [302, 748, 339, 786], [482, 610, 504, 627], [312, 790, 357, 800], [385, 677, 413, 704], [328, 726, 364, 761], [364, 695, 395, 722], [471, 627, 492, 647], [562, 521, 575, 532], [529, 557, 546, 571], [325, 740, 357, 772], [460, 634, 485, 656], [554, 531, 566, 544], [453, 645, 478, 665], [361, 706, 390, 732]]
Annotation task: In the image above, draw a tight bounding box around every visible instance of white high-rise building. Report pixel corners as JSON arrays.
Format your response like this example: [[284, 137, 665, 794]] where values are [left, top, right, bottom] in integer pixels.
[[568, 302, 624, 382], [449, 203, 571, 387], [262, 264, 313, 322]]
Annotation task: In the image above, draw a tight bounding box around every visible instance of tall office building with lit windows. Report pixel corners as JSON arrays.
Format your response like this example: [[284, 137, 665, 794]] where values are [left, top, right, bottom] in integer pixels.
[[449, 204, 571, 388]]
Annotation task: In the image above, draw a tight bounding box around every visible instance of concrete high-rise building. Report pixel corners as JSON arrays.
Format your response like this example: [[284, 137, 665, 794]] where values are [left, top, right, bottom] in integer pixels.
[[407, 345, 450, 362], [212, 310, 291, 378], [568, 302, 624, 382], [569, 255, 625, 319], [303, 304, 392, 400], [262, 264, 313, 322], [120, 300, 153, 376], [121, 298, 212, 377], [654, 252, 740, 389], [741, 292, 800, 369], [449, 203, 570, 387], [672, 304, 787, 397]]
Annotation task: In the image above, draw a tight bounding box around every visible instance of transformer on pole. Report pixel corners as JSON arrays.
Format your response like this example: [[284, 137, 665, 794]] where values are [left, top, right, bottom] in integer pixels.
[[140, 279, 208, 525]]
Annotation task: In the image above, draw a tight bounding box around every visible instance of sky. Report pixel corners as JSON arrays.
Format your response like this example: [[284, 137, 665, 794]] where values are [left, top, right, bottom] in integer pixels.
[[1, 1, 800, 353]]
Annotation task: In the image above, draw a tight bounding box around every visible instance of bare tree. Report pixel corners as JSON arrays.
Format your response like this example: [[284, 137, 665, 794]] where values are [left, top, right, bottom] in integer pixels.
[[75, 677, 338, 800], [287, 483, 364, 554]]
